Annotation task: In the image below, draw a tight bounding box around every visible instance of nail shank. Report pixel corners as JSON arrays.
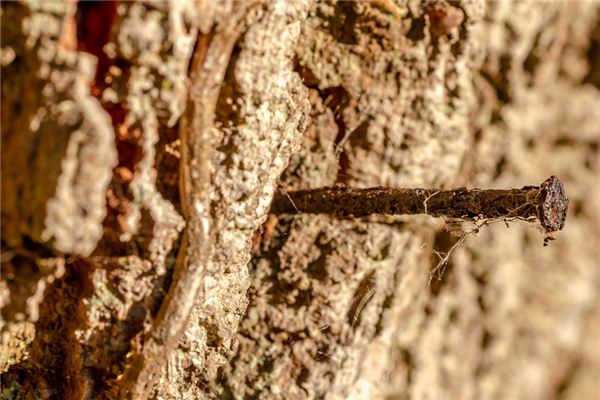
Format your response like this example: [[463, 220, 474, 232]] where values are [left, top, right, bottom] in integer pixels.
[[271, 176, 568, 233]]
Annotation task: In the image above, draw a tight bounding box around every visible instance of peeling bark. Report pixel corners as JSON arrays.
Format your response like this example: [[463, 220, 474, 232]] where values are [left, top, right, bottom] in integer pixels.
[[1, 1, 116, 256]]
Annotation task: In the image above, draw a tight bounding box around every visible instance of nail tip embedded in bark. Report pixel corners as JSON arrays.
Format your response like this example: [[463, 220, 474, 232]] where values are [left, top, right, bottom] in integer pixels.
[[538, 175, 568, 233]]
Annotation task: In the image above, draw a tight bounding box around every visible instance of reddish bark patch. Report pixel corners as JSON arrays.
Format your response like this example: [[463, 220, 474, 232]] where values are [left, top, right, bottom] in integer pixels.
[[75, 1, 148, 243], [76, 0, 118, 95], [426, 4, 464, 37]]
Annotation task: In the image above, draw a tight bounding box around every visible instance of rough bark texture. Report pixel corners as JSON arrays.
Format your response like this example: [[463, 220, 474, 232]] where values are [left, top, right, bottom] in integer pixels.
[[1, 1, 599, 400]]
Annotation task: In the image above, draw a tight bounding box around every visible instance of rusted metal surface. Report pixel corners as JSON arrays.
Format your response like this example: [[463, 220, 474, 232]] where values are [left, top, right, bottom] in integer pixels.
[[271, 176, 568, 233]]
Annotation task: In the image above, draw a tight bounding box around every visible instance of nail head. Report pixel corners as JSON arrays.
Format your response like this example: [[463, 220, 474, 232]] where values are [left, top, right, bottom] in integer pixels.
[[539, 176, 568, 233]]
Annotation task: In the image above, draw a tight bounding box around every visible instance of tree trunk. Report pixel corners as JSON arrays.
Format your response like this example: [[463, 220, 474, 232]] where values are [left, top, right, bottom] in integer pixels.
[[1, 1, 598, 399]]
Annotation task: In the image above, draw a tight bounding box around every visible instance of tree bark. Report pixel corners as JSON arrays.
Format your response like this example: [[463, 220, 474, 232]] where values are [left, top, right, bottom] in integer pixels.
[[1, 1, 599, 399]]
